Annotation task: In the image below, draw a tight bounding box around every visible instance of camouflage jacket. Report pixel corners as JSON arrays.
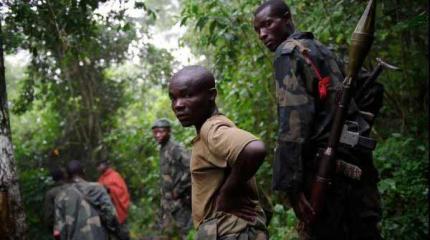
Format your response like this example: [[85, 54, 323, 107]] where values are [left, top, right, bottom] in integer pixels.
[[44, 182, 68, 230], [54, 178, 121, 240], [272, 31, 364, 194], [159, 138, 191, 213]]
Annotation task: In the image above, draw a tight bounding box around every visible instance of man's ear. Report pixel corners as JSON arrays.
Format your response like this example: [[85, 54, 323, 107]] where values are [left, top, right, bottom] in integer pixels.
[[282, 10, 290, 19], [208, 87, 217, 101], [282, 11, 291, 24]]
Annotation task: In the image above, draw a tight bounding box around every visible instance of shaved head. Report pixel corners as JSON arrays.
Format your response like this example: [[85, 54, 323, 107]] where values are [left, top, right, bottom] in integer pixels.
[[171, 65, 215, 92], [254, 0, 290, 18], [67, 160, 84, 177], [169, 65, 218, 131]]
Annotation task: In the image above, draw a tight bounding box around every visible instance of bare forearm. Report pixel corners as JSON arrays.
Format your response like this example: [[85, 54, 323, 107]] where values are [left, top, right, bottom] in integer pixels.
[[221, 140, 266, 191], [215, 140, 266, 219], [236, 140, 266, 180]]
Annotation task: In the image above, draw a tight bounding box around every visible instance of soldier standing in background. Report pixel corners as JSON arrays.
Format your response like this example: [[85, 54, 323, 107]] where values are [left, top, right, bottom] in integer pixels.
[[152, 118, 192, 239], [253, 1, 382, 239], [97, 160, 131, 239], [43, 167, 68, 231], [53, 160, 128, 240]]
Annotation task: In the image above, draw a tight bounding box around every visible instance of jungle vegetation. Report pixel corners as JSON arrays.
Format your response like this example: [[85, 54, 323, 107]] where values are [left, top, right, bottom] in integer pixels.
[[1, 0, 428, 239]]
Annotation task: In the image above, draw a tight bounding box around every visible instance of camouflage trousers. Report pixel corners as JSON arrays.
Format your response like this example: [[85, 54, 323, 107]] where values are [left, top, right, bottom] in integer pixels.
[[108, 222, 130, 240], [196, 218, 268, 240], [158, 206, 193, 239]]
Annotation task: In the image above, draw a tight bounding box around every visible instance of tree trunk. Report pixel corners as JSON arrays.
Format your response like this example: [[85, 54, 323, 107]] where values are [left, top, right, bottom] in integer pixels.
[[0, 20, 28, 240]]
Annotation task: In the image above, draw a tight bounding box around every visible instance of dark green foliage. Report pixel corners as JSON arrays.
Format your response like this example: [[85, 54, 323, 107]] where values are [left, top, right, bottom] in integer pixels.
[[4, 0, 428, 239], [19, 168, 51, 240], [180, 0, 428, 238], [4, 0, 136, 168], [374, 134, 428, 239]]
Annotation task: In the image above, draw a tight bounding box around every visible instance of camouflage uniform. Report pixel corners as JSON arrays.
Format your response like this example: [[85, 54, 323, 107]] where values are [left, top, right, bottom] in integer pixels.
[[158, 138, 192, 239], [196, 214, 267, 240], [44, 182, 68, 231], [272, 31, 382, 239], [54, 178, 123, 240]]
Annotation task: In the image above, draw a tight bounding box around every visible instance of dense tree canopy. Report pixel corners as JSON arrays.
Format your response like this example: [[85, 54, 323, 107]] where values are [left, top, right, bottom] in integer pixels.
[[1, 0, 428, 239]]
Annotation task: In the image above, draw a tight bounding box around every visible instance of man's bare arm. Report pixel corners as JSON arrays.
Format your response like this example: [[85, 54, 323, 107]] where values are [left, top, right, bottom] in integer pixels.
[[215, 140, 266, 221]]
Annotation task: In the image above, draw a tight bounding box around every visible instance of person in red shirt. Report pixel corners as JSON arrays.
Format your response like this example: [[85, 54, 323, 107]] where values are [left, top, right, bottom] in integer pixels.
[[97, 160, 130, 237]]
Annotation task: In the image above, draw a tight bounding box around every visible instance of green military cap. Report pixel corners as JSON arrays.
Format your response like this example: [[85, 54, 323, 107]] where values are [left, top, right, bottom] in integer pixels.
[[152, 118, 171, 129]]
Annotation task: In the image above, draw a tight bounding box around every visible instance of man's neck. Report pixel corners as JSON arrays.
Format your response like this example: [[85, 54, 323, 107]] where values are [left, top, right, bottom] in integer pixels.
[[160, 137, 171, 147], [195, 107, 219, 133], [72, 176, 84, 182], [283, 26, 297, 42], [102, 167, 112, 175]]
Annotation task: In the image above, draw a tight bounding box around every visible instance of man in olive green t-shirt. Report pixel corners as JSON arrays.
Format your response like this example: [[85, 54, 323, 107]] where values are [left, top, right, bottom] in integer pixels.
[[168, 65, 268, 239]]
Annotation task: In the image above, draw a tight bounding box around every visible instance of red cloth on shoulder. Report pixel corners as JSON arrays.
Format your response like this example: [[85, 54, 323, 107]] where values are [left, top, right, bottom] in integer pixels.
[[98, 168, 130, 224]]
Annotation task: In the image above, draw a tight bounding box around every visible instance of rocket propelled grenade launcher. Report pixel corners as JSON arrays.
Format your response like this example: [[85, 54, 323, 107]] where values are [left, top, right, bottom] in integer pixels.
[[308, 0, 377, 225], [347, 0, 376, 81]]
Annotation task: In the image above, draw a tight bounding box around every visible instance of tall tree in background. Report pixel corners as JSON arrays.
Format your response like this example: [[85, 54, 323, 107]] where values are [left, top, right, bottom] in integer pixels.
[[0, 20, 27, 240], [4, 0, 136, 170]]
